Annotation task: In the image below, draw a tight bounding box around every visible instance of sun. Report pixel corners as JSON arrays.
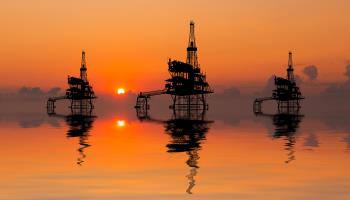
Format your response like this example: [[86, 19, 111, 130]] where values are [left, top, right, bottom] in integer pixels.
[[116, 120, 126, 127], [117, 88, 125, 95]]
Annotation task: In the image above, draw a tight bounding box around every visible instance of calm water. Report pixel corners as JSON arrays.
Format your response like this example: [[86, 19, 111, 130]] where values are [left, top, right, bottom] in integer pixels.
[[1, 107, 350, 200]]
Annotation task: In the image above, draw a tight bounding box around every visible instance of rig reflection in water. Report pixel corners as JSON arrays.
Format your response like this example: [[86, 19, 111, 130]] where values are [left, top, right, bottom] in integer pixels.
[[48, 109, 96, 166], [136, 107, 213, 194], [255, 107, 304, 164]]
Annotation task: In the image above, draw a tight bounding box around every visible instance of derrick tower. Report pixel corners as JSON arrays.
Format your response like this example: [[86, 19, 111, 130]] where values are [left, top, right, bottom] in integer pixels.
[[47, 50, 96, 115], [187, 21, 198, 68], [80, 51, 88, 82], [253, 52, 304, 113], [135, 21, 213, 116], [287, 52, 294, 82]]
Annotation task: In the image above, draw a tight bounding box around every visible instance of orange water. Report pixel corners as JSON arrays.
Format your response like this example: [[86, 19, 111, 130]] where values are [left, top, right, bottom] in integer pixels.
[[0, 111, 349, 200]]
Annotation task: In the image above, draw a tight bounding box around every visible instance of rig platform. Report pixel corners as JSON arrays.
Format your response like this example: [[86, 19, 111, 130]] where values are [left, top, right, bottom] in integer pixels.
[[253, 52, 304, 113], [47, 51, 96, 114], [135, 21, 213, 114]]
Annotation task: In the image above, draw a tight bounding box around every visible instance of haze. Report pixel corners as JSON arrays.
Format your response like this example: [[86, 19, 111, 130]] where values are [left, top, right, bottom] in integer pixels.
[[1, 0, 350, 94]]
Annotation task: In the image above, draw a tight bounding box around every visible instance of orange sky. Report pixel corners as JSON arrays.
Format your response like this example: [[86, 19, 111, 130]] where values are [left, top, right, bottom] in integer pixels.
[[1, 0, 350, 94]]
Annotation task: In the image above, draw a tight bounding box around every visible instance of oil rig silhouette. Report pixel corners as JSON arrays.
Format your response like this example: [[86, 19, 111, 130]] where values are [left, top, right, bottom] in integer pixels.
[[135, 21, 213, 114], [47, 51, 96, 114], [253, 52, 304, 113]]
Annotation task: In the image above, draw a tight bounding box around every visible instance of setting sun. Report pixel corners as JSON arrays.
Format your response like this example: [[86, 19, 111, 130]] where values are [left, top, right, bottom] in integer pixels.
[[117, 88, 125, 95], [116, 120, 126, 127]]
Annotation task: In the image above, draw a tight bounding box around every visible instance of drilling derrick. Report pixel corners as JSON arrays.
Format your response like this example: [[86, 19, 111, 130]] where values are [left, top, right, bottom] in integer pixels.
[[47, 51, 97, 115], [187, 21, 198, 68], [80, 51, 88, 82], [253, 52, 304, 114], [287, 52, 294, 82], [135, 21, 213, 116]]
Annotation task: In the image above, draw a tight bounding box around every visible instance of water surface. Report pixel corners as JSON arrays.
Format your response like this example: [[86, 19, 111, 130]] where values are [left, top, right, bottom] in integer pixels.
[[0, 108, 349, 200]]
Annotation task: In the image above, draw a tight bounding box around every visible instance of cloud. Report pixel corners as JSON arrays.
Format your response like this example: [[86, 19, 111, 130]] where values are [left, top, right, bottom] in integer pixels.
[[47, 87, 61, 96], [0, 86, 63, 103], [344, 64, 350, 80], [221, 87, 240, 97], [264, 75, 276, 93], [294, 75, 303, 85], [16, 86, 62, 97], [303, 65, 318, 81], [322, 65, 350, 95], [18, 87, 44, 95], [343, 135, 350, 150]]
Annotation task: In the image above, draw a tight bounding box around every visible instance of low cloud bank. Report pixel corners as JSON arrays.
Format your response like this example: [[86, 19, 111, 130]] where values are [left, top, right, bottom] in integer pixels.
[[303, 65, 318, 81]]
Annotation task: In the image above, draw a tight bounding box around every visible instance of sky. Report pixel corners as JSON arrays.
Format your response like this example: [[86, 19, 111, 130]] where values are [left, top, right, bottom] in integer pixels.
[[1, 0, 350, 94]]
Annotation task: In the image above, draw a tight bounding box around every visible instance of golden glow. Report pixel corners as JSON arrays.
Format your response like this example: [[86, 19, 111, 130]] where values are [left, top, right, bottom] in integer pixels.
[[1, 1, 350, 92], [117, 88, 125, 95], [116, 120, 126, 127]]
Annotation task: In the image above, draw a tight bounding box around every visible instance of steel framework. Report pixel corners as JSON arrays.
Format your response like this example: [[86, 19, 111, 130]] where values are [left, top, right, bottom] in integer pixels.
[[253, 52, 304, 113], [135, 21, 213, 114], [47, 51, 96, 114]]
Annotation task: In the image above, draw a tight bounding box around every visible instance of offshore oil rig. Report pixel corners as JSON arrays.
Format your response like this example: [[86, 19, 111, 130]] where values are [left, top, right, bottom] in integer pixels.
[[47, 51, 96, 114], [253, 52, 304, 113], [135, 21, 213, 114]]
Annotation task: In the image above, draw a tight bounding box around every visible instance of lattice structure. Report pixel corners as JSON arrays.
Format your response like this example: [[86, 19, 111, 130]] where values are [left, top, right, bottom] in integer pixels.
[[254, 52, 304, 113], [47, 51, 96, 114], [135, 21, 213, 114], [166, 60, 213, 110]]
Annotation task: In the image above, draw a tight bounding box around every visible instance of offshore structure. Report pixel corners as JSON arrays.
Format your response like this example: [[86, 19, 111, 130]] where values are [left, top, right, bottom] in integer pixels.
[[47, 51, 96, 114], [253, 52, 304, 113], [135, 21, 213, 114]]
